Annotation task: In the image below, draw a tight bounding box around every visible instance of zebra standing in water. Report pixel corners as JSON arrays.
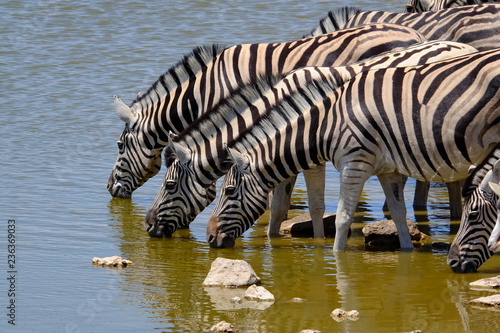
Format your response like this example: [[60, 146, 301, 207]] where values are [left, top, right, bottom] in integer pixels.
[[308, 3, 500, 218], [107, 23, 427, 238], [404, 0, 495, 13], [145, 41, 478, 238], [206, 49, 500, 250], [447, 149, 500, 272]]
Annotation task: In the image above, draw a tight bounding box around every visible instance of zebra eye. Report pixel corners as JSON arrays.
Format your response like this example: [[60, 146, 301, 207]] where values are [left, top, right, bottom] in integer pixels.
[[164, 180, 177, 192], [468, 210, 480, 221], [225, 185, 237, 196], [117, 140, 125, 153]]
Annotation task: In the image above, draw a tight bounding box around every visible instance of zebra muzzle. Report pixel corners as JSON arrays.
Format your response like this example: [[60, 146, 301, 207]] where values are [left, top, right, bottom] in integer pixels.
[[206, 216, 235, 248]]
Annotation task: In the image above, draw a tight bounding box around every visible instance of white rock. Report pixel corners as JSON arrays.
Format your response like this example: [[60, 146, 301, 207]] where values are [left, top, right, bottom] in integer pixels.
[[210, 321, 237, 332], [244, 284, 275, 302], [92, 256, 132, 267], [330, 308, 360, 322], [469, 294, 500, 309], [203, 258, 261, 287], [470, 275, 500, 289]]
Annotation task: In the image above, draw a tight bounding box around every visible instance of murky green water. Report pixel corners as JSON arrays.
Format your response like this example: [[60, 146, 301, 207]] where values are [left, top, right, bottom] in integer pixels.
[[2, 1, 500, 332]]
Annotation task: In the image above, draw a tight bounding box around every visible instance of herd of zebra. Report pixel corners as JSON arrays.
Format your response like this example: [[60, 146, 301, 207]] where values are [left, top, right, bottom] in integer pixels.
[[107, 0, 500, 274]]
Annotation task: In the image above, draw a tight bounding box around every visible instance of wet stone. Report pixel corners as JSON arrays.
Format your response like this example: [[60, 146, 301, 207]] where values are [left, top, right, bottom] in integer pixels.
[[203, 258, 261, 287], [92, 256, 133, 267], [210, 321, 238, 332], [330, 308, 360, 322], [469, 294, 500, 310], [280, 213, 349, 238], [362, 218, 427, 249], [470, 275, 500, 289], [244, 284, 275, 302]]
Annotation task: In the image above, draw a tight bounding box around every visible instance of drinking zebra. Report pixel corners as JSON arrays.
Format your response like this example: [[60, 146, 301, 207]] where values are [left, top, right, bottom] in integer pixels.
[[404, 0, 494, 13], [308, 3, 500, 217], [107, 23, 426, 237], [447, 150, 500, 272], [206, 49, 500, 250], [145, 41, 478, 239]]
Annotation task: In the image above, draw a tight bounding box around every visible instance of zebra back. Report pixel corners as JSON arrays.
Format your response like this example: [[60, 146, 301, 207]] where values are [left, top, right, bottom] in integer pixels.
[[309, 4, 500, 51], [405, 0, 490, 13]]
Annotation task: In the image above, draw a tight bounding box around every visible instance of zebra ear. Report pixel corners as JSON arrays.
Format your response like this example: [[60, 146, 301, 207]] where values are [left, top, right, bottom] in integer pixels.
[[225, 145, 249, 170], [114, 95, 137, 125], [168, 132, 191, 162]]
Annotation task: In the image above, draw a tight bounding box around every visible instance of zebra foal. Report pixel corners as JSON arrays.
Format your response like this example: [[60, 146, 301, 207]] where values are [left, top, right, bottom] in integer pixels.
[[145, 41, 478, 239], [447, 149, 500, 272], [207, 49, 500, 250]]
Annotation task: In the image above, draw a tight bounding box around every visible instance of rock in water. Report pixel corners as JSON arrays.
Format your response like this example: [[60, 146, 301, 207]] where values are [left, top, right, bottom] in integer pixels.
[[469, 294, 500, 309], [92, 256, 133, 267], [203, 257, 261, 287], [470, 275, 500, 289], [210, 321, 238, 332], [330, 308, 360, 322], [244, 284, 275, 301], [362, 218, 427, 249]]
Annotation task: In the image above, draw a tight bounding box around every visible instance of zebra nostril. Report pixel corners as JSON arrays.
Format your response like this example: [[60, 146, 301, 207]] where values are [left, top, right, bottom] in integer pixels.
[[207, 234, 216, 244]]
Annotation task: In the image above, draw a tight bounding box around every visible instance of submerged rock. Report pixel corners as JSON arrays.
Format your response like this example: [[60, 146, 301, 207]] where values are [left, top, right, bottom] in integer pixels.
[[203, 258, 261, 287], [469, 294, 500, 310], [330, 308, 360, 322], [210, 321, 238, 332], [244, 284, 275, 302], [299, 330, 322, 333], [362, 218, 427, 249], [470, 275, 500, 289], [92, 256, 133, 267], [280, 212, 343, 237]]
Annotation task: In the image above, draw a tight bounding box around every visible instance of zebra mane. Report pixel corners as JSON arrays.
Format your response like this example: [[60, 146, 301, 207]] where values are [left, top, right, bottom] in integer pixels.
[[462, 144, 500, 197], [233, 76, 339, 158], [129, 44, 228, 110], [306, 6, 363, 37]]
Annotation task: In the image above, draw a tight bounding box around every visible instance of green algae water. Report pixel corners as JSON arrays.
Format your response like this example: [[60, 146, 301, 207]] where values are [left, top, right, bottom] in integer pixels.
[[2, 1, 500, 332]]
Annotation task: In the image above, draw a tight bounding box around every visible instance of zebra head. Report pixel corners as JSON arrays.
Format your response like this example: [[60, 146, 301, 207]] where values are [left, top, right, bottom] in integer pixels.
[[206, 146, 270, 248], [107, 96, 162, 198], [145, 138, 216, 237], [447, 160, 500, 273]]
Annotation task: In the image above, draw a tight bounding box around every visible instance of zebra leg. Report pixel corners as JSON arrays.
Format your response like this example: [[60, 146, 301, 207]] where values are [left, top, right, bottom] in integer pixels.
[[413, 180, 430, 211], [267, 175, 297, 237], [378, 172, 414, 250], [303, 163, 326, 238], [446, 181, 463, 219], [334, 166, 372, 250]]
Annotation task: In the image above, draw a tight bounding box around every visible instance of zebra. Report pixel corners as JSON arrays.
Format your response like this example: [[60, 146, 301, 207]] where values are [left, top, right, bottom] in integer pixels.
[[206, 49, 500, 250], [309, 4, 500, 50], [107, 23, 427, 238], [404, 0, 494, 13], [145, 41, 478, 239], [308, 3, 500, 218], [447, 149, 500, 272]]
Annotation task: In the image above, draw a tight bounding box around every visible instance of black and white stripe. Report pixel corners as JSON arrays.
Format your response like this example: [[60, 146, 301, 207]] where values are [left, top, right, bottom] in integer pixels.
[[206, 49, 500, 250], [108, 24, 427, 199], [144, 41, 477, 238], [447, 148, 500, 272], [309, 4, 500, 51], [404, 0, 493, 13]]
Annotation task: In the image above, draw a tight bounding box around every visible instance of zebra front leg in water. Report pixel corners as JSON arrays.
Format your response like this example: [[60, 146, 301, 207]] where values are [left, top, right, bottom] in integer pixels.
[[268, 175, 297, 236], [303, 164, 326, 238], [378, 172, 414, 250]]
